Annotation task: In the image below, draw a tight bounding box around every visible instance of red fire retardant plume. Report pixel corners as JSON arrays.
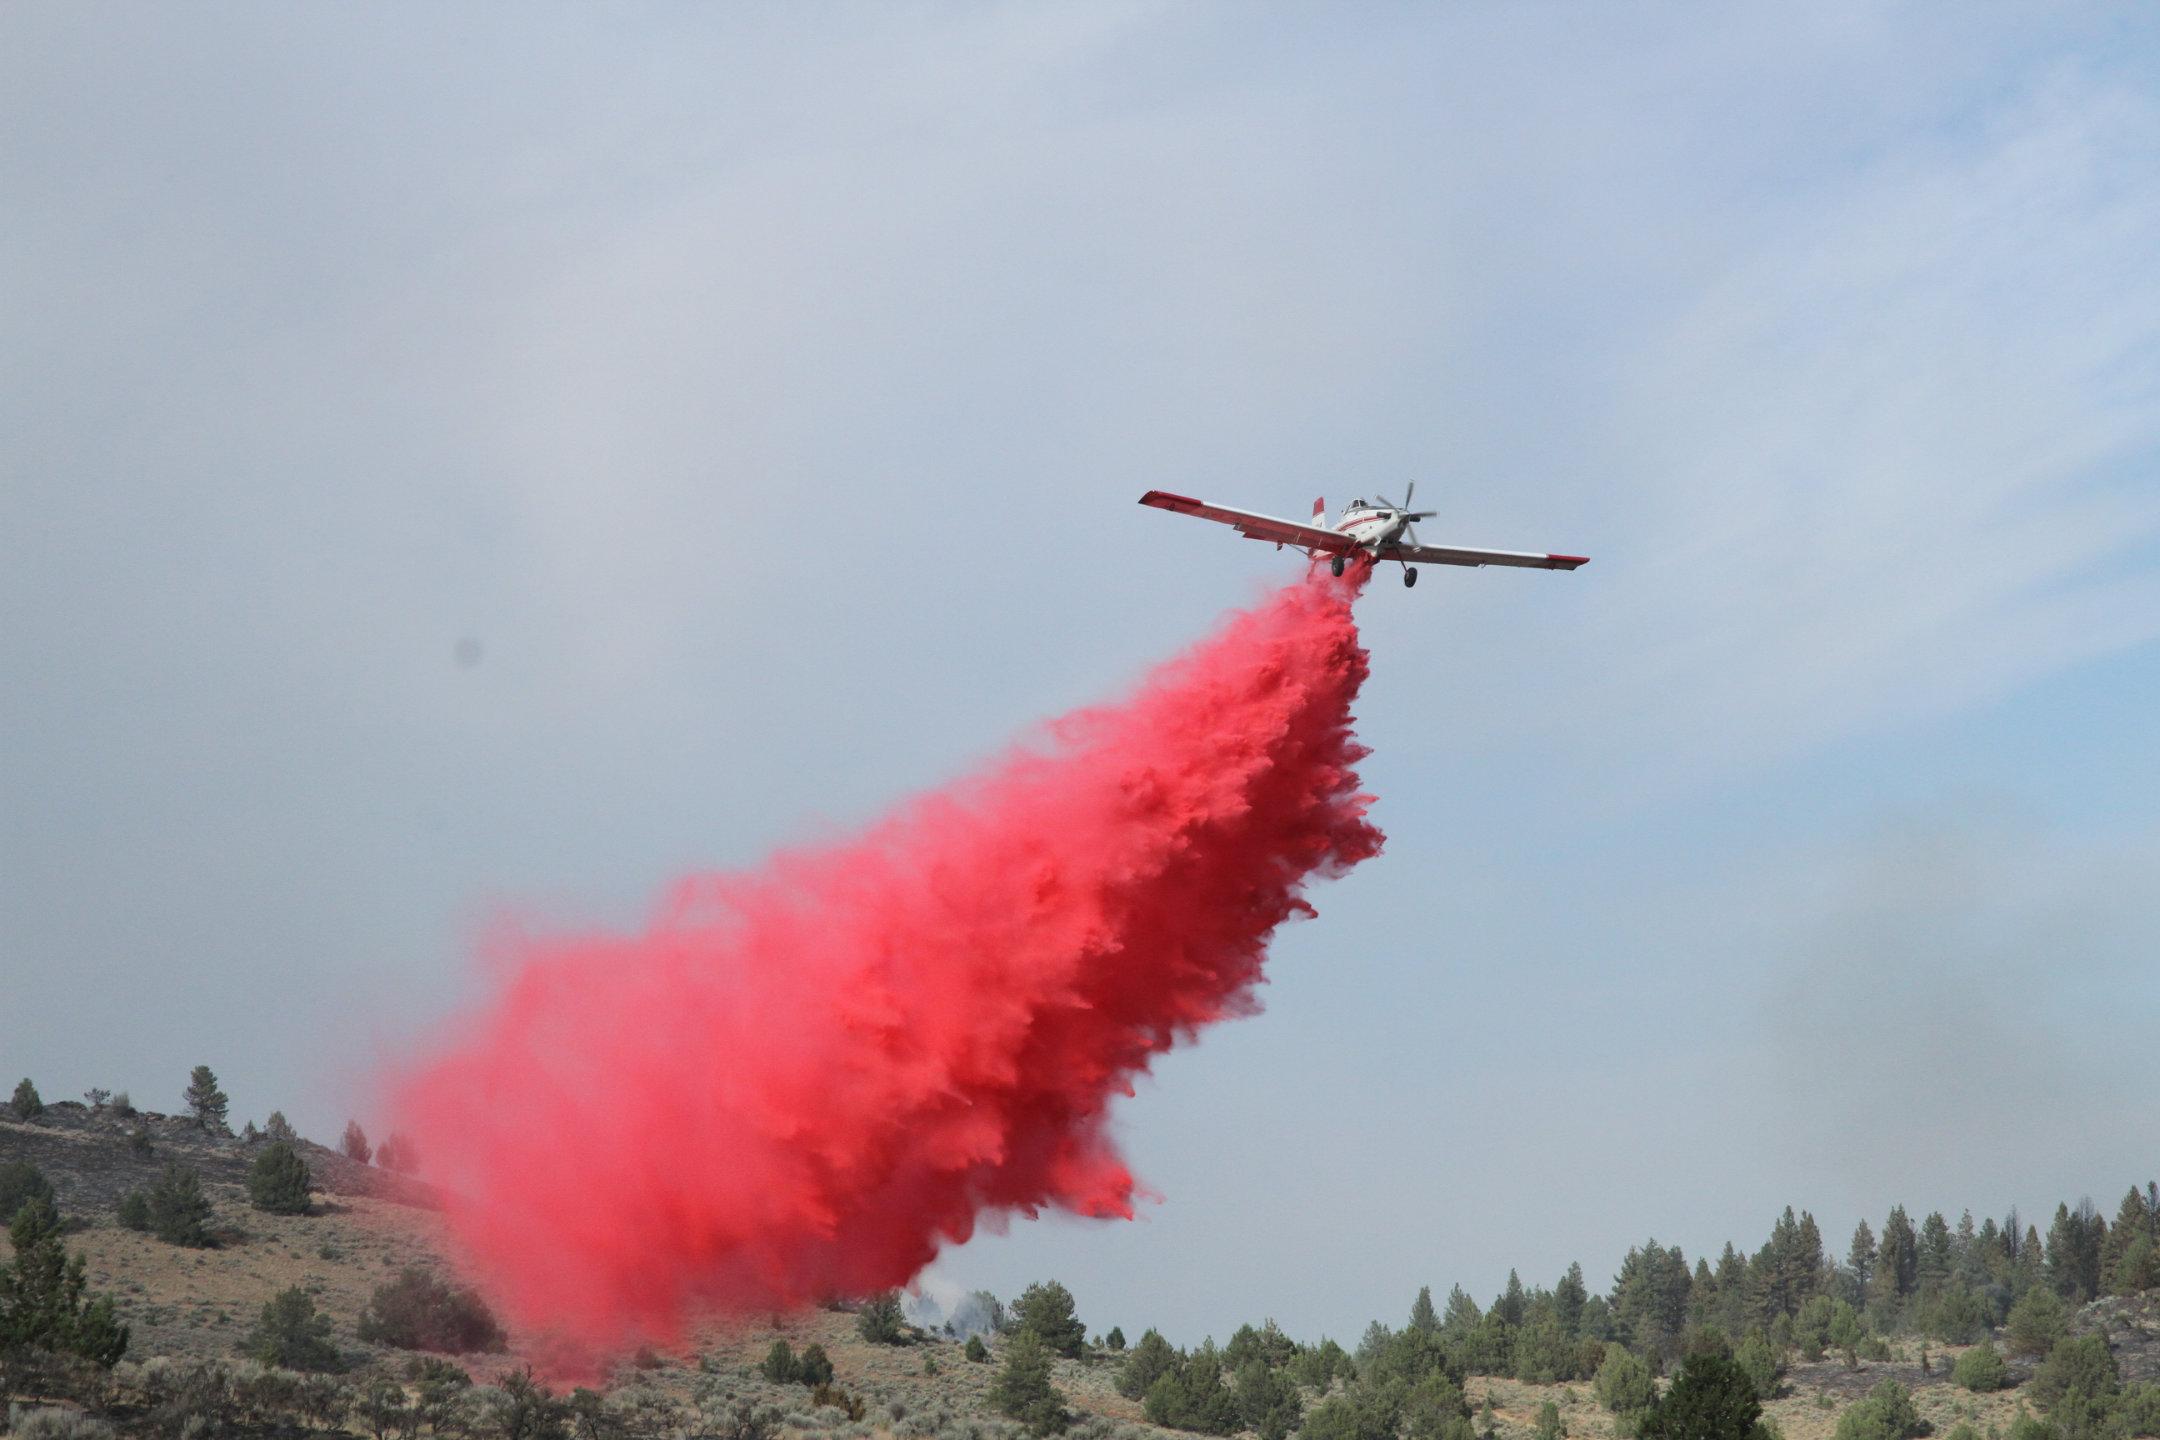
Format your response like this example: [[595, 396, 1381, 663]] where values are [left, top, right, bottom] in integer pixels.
[[391, 570, 1383, 1351]]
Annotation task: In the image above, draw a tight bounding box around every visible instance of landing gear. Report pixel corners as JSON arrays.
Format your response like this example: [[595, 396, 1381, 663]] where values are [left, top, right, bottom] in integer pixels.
[[1330, 555, 1346, 577], [1403, 567, 1418, 588]]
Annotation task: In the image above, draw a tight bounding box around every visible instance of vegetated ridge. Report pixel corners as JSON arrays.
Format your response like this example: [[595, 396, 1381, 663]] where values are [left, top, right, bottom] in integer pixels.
[[4, 1076, 2158, 1440]]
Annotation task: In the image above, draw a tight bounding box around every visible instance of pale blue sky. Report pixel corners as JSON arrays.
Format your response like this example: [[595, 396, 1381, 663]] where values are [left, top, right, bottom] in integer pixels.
[[5, 4, 2159, 1348]]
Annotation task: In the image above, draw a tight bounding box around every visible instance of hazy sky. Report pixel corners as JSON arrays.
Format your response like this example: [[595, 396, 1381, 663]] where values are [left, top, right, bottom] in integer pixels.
[[6, 5, 2160, 1348]]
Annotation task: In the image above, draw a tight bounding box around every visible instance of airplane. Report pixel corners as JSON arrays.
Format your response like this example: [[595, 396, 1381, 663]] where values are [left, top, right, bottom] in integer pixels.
[[1139, 484, 1588, 587]]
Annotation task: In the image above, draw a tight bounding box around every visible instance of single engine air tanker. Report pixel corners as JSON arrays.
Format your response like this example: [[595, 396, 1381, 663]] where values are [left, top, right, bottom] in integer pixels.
[[1140, 485, 1588, 587]]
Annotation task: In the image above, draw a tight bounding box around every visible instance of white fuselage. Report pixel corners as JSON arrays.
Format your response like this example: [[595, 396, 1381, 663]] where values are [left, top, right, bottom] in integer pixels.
[[1333, 506, 1405, 551]]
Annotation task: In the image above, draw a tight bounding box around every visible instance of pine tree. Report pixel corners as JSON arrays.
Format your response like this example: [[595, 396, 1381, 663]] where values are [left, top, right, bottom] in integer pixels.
[[1917, 1213, 1953, 1296], [1106, 1326, 1127, 1352], [1555, 1264, 1589, 1337], [1847, 1220, 1878, 1301], [1497, 1271, 1527, 1328], [248, 1141, 314, 1214], [0, 1196, 130, 1365], [10, 1078, 43, 1121], [992, 1327, 1069, 1435], [1410, 1285, 1441, 1333], [1443, 1286, 1483, 1336], [264, 1110, 298, 1144], [183, 1065, 229, 1132], [1874, 1208, 1918, 1305], [341, 1120, 372, 1164]]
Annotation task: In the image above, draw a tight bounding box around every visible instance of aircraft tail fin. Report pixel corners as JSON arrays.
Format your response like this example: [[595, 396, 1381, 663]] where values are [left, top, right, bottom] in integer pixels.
[[1312, 497, 1326, 526]]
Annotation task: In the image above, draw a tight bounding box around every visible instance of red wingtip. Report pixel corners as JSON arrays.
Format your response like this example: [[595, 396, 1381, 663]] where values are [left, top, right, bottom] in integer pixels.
[[1139, 490, 1202, 511], [1550, 554, 1590, 569]]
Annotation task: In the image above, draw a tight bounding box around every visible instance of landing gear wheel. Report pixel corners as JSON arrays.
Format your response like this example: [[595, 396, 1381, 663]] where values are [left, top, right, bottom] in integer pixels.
[[1404, 567, 1418, 587], [1330, 555, 1346, 577]]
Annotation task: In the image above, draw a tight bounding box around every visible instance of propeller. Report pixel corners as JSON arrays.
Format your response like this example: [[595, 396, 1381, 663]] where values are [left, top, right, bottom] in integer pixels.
[[1377, 483, 1435, 546]]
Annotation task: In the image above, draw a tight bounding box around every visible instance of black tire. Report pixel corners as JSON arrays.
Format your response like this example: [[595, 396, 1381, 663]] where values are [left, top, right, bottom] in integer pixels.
[[1404, 567, 1418, 587], [1330, 555, 1346, 577]]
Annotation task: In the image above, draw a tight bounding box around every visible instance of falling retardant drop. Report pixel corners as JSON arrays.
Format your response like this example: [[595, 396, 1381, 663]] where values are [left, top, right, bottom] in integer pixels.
[[389, 568, 1384, 1353]]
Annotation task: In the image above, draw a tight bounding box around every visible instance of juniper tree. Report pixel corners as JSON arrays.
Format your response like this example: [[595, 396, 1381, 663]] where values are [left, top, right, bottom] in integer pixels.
[[10, 1078, 43, 1121], [856, 1290, 906, 1344], [146, 1163, 214, 1246], [1118, 1328, 1180, 1399], [246, 1286, 344, 1372], [1639, 1351, 1762, 1440], [1235, 1358, 1305, 1440], [760, 1339, 801, 1383], [991, 1327, 1069, 1436], [967, 1334, 991, 1363], [1013, 1279, 1086, 1357], [797, 1342, 833, 1385], [0, 1161, 55, 1225], [183, 1065, 229, 1132], [1832, 1379, 1924, 1440], [248, 1141, 314, 1214], [264, 1110, 297, 1144], [1595, 1344, 1657, 1437], [1106, 1325, 1126, 1351], [2006, 1284, 2069, 1358], [341, 1120, 372, 1164]]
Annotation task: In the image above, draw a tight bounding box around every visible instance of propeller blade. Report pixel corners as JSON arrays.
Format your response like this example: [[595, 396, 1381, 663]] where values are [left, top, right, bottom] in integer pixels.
[[1374, 493, 1399, 512], [1403, 480, 1415, 510]]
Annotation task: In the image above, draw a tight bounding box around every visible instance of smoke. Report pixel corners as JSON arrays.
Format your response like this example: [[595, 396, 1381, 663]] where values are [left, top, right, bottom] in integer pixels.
[[389, 570, 1382, 1352]]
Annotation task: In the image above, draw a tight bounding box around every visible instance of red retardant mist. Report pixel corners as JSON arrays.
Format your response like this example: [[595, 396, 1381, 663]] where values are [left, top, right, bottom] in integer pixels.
[[390, 568, 1383, 1354]]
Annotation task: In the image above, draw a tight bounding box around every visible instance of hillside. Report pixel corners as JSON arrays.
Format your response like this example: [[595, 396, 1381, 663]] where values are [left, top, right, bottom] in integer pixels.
[[5, 1103, 2158, 1439]]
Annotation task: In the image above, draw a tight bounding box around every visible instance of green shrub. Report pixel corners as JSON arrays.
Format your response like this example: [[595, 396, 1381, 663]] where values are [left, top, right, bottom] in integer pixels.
[[1954, 1341, 2011, 1392], [967, 1335, 990, 1363], [356, 1269, 506, 1353], [116, 1191, 151, 1232], [11, 1079, 44, 1121], [798, 1342, 833, 1385], [246, 1142, 313, 1215], [243, 1287, 343, 1372], [0, 1161, 56, 1225]]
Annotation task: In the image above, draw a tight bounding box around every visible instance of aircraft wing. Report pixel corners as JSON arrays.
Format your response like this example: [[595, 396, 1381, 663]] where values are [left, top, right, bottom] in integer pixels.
[[1381, 541, 1589, 570], [1138, 491, 1354, 553]]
